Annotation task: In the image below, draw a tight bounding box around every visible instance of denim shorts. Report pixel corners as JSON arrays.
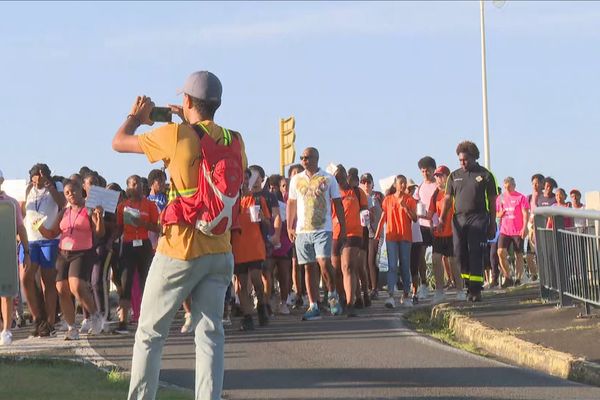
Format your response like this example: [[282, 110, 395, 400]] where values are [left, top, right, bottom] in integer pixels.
[[19, 239, 59, 269], [295, 231, 333, 265]]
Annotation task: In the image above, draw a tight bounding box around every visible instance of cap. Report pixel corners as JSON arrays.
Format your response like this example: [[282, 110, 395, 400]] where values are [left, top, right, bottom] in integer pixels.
[[407, 178, 418, 188], [434, 165, 450, 176], [177, 71, 222, 104]]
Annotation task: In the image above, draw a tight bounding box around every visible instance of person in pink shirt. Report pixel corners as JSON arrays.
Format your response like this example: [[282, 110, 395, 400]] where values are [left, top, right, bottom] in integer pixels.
[[497, 177, 530, 287]]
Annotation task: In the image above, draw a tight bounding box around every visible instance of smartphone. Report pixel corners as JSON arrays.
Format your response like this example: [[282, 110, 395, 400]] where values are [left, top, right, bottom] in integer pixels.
[[150, 107, 172, 123]]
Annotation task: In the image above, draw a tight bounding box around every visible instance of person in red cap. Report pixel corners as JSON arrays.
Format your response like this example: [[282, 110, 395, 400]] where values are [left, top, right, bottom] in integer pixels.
[[112, 71, 248, 400], [427, 166, 465, 302]]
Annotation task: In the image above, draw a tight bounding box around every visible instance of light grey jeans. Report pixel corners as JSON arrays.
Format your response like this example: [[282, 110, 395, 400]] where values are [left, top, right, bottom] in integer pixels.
[[127, 251, 234, 400]]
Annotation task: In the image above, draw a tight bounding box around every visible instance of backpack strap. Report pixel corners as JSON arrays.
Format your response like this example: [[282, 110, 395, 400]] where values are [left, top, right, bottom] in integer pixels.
[[192, 123, 233, 146], [352, 187, 367, 211]]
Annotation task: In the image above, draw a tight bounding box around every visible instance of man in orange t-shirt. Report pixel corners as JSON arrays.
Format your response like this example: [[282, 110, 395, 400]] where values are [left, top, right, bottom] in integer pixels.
[[374, 175, 417, 309], [427, 166, 465, 303], [331, 165, 368, 317], [231, 169, 271, 331]]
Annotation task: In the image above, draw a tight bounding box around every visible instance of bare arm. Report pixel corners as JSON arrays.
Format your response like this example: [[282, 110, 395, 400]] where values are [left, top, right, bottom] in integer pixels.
[[286, 198, 297, 242], [38, 208, 66, 239], [438, 194, 453, 233], [332, 198, 347, 239], [112, 96, 154, 154], [17, 223, 31, 271], [374, 210, 386, 240]]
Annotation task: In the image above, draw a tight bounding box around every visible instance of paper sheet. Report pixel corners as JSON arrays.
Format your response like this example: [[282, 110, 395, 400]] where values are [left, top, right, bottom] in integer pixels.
[[326, 162, 339, 175], [2, 179, 27, 202], [85, 185, 120, 214]]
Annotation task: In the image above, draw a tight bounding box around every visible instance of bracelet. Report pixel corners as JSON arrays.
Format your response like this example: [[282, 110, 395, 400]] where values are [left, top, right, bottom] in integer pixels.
[[127, 114, 141, 125]]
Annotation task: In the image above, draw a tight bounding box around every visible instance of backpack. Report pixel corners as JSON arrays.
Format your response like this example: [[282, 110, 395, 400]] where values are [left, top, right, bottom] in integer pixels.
[[160, 123, 243, 237]]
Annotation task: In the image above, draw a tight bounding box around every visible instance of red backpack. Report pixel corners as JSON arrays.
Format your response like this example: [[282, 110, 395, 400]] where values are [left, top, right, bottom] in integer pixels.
[[161, 123, 243, 236]]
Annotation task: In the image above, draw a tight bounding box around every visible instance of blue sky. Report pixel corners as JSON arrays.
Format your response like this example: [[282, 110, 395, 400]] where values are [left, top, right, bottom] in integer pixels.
[[1, 1, 598, 195]]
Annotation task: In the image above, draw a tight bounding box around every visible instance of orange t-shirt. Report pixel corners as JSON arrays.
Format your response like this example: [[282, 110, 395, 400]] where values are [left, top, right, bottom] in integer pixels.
[[231, 194, 271, 264], [332, 187, 368, 239], [381, 194, 416, 242], [429, 189, 453, 237], [117, 197, 160, 243]]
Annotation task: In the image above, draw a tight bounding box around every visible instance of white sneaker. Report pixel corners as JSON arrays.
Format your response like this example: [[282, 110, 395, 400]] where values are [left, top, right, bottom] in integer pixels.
[[222, 317, 232, 327], [79, 318, 92, 333], [286, 293, 295, 307], [181, 313, 193, 334], [279, 303, 291, 315], [456, 291, 468, 301], [88, 313, 103, 335], [0, 330, 13, 346], [418, 284, 430, 300], [432, 291, 446, 304], [65, 328, 80, 341], [55, 320, 68, 332], [385, 296, 396, 309], [401, 297, 414, 308]]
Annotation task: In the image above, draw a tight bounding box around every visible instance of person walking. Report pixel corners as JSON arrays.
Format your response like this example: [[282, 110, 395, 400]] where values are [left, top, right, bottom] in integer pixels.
[[439, 141, 497, 302], [112, 70, 247, 400]]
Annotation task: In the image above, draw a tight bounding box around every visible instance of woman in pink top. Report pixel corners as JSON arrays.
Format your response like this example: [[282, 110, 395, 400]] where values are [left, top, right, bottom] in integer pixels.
[[40, 180, 105, 340]]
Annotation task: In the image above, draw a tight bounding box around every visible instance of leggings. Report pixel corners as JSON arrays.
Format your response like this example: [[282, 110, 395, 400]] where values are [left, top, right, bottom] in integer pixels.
[[119, 240, 153, 301]]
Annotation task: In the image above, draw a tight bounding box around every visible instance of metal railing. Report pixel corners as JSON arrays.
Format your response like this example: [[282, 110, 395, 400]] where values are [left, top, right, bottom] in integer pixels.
[[533, 206, 600, 315]]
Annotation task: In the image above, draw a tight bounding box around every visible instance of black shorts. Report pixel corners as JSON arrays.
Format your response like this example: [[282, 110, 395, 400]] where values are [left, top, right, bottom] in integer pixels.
[[433, 236, 454, 257], [332, 237, 363, 257], [234, 261, 263, 275], [361, 227, 369, 251], [419, 225, 434, 247], [55, 249, 96, 281], [498, 234, 524, 253]]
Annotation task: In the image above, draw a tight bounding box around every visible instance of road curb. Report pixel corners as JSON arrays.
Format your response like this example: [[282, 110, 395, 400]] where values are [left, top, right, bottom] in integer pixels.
[[430, 303, 600, 387]]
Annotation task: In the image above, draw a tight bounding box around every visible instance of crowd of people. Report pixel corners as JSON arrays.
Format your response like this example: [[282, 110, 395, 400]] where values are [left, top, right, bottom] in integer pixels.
[[0, 70, 587, 400]]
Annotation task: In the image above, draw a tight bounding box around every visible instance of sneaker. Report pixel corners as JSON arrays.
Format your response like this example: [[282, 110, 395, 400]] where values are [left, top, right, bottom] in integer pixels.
[[418, 284, 430, 300], [456, 291, 468, 301], [257, 304, 269, 326], [370, 289, 379, 300], [345, 304, 358, 318], [411, 294, 419, 305], [514, 279, 522, 287], [79, 318, 92, 334], [37, 320, 52, 337], [55, 319, 68, 332], [302, 305, 322, 321], [64, 328, 80, 341], [384, 296, 396, 309], [470, 292, 483, 302], [279, 303, 290, 315], [501, 277, 514, 289], [432, 291, 445, 304], [286, 293, 295, 307], [402, 296, 414, 308], [222, 316, 232, 327], [328, 295, 343, 316], [240, 315, 255, 331], [114, 322, 129, 335], [88, 314, 103, 335], [0, 330, 13, 346], [181, 312, 193, 334], [363, 293, 372, 308]]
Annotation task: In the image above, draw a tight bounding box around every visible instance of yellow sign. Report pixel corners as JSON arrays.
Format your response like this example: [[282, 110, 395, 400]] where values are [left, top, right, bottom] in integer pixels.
[[280, 116, 296, 175]]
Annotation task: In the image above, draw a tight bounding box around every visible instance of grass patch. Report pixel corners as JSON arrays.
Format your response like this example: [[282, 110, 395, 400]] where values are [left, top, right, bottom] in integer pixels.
[[404, 307, 486, 356], [0, 357, 193, 400]]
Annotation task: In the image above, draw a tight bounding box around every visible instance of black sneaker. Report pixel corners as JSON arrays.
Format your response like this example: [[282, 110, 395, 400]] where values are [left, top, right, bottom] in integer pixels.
[[345, 304, 358, 318], [412, 295, 419, 305], [240, 315, 255, 331], [114, 322, 129, 335], [257, 304, 269, 327], [501, 277, 514, 289]]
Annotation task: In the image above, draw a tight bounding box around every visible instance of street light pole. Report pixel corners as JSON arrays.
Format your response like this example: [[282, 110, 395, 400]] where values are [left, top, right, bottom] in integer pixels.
[[480, 0, 491, 170]]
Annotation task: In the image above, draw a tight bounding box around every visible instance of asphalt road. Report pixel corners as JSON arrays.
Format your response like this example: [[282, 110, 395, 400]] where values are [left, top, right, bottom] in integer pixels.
[[89, 300, 600, 400]]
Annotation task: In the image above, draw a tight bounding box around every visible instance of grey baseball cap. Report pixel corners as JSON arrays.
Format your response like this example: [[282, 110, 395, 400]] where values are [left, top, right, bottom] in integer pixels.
[[177, 71, 222, 104]]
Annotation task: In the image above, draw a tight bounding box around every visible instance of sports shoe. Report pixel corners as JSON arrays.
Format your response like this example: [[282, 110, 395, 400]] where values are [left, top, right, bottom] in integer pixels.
[[114, 322, 129, 335], [88, 313, 103, 335], [328, 293, 342, 316], [181, 312, 193, 334], [286, 293, 295, 307], [514, 279, 522, 287], [64, 328, 80, 341], [418, 284, 430, 300], [470, 292, 483, 302], [222, 316, 232, 327], [384, 296, 396, 309], [370, 289, 379, 300], [345, 304, 358, 318], [456, 291, 468, 301], [55, 319, 68, 332], [240, 315, 255, 331], [402, 296, 414, 308], [501, 277, 514, 289], [432, 291, 445, 304], [79, 318, 92, 333], [279, 303, 290, 315], [0, 330, 13, 346], [302, 305, 322, 321], [37, 320, 52, 337]]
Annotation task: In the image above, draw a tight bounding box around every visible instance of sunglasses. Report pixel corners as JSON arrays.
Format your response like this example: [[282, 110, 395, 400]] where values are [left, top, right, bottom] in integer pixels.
[[300, 156, 311, 161]]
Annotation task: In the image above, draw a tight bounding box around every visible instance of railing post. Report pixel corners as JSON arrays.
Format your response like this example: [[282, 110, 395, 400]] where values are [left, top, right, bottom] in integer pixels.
[[552, 215, 572, 308], [534, 214, 551, 302]]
